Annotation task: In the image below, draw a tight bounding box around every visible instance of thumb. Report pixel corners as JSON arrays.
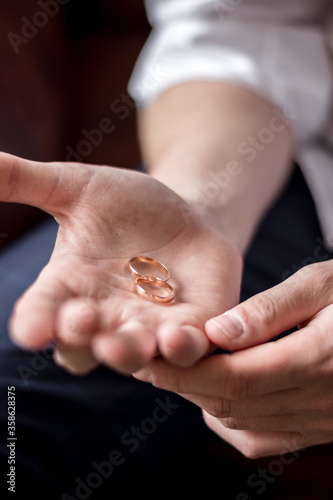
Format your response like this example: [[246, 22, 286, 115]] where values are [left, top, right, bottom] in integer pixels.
[[205, 264, 333, 351], [0, 152, 90, 216]]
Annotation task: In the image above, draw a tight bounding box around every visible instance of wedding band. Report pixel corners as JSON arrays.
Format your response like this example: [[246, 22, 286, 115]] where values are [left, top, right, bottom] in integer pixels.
[[134, 277, 175, 303], [128, 255, 170, 284], [128, 256, 175, 303]]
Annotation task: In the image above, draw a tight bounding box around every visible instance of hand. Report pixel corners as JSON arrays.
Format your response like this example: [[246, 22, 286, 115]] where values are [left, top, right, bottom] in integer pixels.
[[134, 261, 333, 457], [1, 152, 242, 374]]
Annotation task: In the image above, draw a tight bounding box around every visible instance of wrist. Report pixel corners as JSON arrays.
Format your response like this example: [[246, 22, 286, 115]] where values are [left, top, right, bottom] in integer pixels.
[[149, 165, 253, 255], [181, 197, 254, 255]]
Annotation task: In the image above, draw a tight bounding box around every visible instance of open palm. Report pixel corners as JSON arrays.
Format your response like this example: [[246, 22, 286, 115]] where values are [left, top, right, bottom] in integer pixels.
[[1, 153, 241, 374]]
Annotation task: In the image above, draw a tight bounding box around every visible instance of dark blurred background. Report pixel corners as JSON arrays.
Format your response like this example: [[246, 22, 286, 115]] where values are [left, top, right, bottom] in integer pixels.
[[0, 0, 150, 246]]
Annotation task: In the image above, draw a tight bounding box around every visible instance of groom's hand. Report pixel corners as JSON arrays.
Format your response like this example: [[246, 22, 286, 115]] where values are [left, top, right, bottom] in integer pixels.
[[1, 153, 242, 375]]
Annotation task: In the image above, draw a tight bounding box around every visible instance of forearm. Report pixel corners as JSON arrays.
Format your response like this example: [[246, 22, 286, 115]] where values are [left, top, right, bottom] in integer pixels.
[[138, 81, 294, 254]]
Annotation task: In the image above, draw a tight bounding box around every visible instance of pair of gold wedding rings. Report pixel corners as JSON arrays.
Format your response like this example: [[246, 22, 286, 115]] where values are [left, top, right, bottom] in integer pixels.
[[128, 255, 175, 303]]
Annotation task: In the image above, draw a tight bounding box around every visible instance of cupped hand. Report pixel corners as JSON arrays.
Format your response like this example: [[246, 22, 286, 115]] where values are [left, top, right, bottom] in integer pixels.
[[134, 261, 333, 457], [1, 152, 242, 374]]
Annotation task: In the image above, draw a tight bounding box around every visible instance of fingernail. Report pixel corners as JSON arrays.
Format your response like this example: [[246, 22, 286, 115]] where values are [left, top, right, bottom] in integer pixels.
[[207, 313, 244, 340], [132, 368, 152, 383]]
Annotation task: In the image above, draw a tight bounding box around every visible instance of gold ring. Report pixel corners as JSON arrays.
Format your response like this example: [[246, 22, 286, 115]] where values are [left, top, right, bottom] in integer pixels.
[[128, 255, 170, 284], [134, 277, 175, 303]]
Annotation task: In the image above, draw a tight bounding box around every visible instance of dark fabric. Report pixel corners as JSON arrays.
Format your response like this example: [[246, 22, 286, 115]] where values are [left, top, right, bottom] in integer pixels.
[[1, 166, 333, 499], [0, 220, 214, 498]]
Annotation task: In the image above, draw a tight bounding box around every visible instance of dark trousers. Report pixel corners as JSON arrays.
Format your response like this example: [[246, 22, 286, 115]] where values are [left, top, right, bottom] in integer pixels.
[[1, 166, 333, 499]]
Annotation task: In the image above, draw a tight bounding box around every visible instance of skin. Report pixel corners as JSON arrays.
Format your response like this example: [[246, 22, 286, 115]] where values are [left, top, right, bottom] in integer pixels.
[[132, 80, 333, 457], [0, 151, 241, 375], [134, 262, 333, 457], [3, 80, 333, 458]]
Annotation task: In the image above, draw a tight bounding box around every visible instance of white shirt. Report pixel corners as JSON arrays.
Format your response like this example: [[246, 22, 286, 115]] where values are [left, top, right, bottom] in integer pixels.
[[128, 0, 333, 250]]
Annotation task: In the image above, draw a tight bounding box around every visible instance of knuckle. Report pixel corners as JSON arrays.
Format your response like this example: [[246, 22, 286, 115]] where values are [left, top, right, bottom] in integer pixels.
[[297, 262, 333, 297], [233, 294, 279, 340], [298, 261, 330, 279], [222, 369, 251, 400], [151, 371, 183, 394], [221, 417, 242, 430], [249, 294, 278, 329], [208, 398, 233, 418]]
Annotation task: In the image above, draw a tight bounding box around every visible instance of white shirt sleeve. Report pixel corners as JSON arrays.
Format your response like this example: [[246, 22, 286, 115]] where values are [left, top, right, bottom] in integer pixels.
[[128, 0, 332, 145]]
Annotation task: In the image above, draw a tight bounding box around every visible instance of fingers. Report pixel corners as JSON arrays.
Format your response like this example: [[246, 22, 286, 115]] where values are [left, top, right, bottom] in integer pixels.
[[9, 270, 72, 349], [92, 321, 157, 374], [157, 322, 211, 366], [10, 259, 113, 350], [54, 298, 101, 375], [0, 152, 92, 215], [54, 344, 99, 375], [203, 412, 333, 458], [34, 289, 211, 374], [56, 298, 100, 347], [56, 298, 155, 374], [134, 327, 319, 399], [202, 412, 309, 458], [177, 388, 301, 421], [185, 389, 333, 435], [205, 263, 333, 351]]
